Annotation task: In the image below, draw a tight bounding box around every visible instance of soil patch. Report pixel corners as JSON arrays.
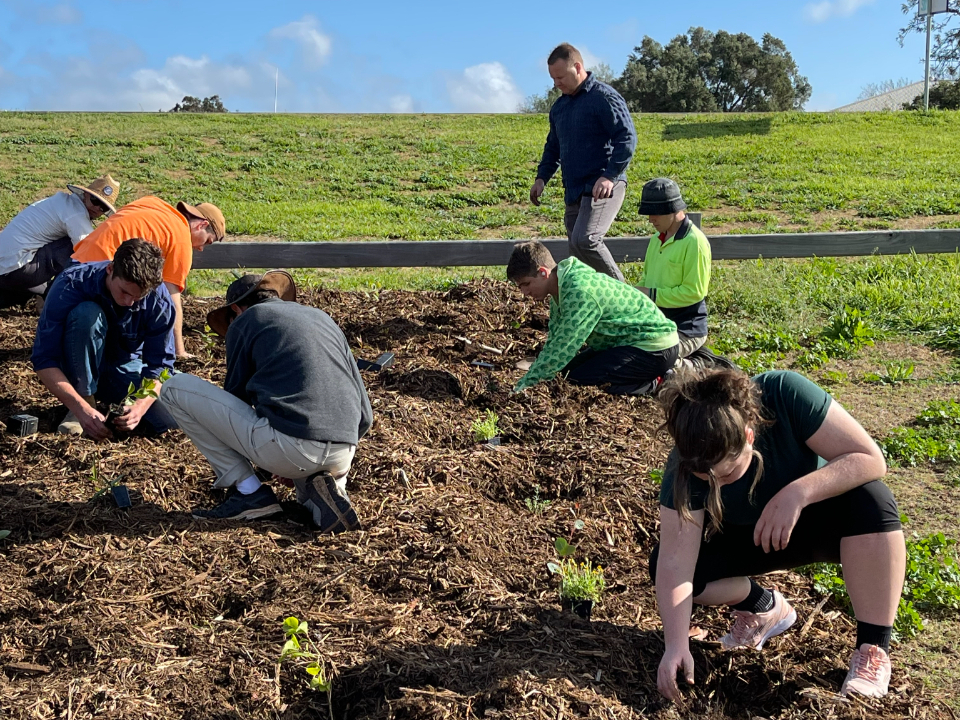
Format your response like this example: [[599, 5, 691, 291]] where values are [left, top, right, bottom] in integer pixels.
[[0, 283, 952, 719]]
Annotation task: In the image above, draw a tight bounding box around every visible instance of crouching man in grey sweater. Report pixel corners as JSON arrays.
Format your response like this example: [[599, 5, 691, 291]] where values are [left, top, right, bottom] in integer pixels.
[[161, 271, 372, 533]]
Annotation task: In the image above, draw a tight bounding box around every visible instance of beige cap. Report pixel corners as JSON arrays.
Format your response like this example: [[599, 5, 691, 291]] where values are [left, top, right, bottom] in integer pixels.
[[177, 201, 226, 241]]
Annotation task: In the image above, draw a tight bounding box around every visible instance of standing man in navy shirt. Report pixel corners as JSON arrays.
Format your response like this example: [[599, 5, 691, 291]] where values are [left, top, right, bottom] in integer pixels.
[[530, 43, 637, 282], [31, 238, 177, 438]]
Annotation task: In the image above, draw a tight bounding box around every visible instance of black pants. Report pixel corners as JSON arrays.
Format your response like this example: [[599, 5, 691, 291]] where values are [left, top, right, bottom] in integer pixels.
[[562, 344, 679, 396], [649, 480, 901, 597], [0, 236, 74, 308]]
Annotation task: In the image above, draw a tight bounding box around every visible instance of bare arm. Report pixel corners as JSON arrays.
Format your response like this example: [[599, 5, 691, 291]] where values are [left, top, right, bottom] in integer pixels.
[[754, 400, 887, 552], [164, 282, 191, 358], [36, 367, 111, 440], [656, 505, 705, 701]]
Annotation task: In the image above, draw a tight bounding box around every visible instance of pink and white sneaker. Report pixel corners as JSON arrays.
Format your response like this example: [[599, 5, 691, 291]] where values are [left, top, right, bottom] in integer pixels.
[[720, 589, 797, 651], [840, 644, 891, 698]]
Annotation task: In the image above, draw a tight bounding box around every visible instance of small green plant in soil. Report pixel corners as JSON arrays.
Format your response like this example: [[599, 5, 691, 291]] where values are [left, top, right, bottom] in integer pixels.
[[864, 361, 915, 384], [471, 409, 500, 443], [821, 305, 877, 352], [108, 369, 173, 422], [198, 324, 219, 353], [279, 616, 333, 715], [0, 530, 10, 540], [524, 485, 551, 515], [880, 399, 960, 467], [89, 458, 122, 499], [548, 537, 606, 603], [649, 468, 664, 485], [801, 529, 960, 640]]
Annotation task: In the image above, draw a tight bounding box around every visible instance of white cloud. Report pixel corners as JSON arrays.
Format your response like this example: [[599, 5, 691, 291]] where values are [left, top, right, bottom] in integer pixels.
[[389, 94, 415, 113], [578, 46, 603, 72], [267, 15, 332, 69], [447, 62, 523, 113], [804, 0, 875, 23]]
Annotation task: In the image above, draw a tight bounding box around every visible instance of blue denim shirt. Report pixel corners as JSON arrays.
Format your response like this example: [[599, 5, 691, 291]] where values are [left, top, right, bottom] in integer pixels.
[[536, 72, 638, 206], [31, 261, 176, 378]]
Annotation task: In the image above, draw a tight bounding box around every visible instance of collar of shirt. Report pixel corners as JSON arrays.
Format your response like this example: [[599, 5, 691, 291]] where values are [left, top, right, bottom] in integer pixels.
[[659, 216, 693, 246]]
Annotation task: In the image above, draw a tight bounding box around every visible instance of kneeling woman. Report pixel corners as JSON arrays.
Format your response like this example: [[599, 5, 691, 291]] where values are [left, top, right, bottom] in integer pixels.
[[651, 369, 905, 701]]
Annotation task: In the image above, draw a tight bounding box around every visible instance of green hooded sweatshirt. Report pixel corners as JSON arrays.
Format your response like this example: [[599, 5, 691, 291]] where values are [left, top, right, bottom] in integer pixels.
[[515, 257, 678, 392]]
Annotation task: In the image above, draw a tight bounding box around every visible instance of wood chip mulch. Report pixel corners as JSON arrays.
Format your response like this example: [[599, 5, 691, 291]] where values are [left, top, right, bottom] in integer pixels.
[[0, 281, 952, 719]]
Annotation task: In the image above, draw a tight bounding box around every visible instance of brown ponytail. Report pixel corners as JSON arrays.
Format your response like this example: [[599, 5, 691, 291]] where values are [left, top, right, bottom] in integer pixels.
[[658, 368, 773, 537]]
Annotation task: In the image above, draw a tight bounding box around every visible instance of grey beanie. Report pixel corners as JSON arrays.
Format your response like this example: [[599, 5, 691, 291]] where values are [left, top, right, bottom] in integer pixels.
[[638, 178, 687, 215]]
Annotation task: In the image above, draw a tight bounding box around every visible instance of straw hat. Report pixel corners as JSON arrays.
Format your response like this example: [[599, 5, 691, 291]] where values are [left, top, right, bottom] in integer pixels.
[[67, 175, 120, 215], [177, 201, 226, 241], [206, 270, 297, 337]]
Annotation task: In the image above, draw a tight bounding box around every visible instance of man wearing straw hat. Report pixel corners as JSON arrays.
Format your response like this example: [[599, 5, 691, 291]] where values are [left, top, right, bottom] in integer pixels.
[[0, 175, 119, 307], [72, 195, 225, 359], [161, 271, 373, 533]]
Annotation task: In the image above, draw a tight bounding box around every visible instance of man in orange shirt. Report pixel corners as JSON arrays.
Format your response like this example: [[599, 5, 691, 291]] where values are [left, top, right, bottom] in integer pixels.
[[73, 196, 225, 358]]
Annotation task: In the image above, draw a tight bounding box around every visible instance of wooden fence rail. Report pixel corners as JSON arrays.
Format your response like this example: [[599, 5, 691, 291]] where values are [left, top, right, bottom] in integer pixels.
[[192, 228, 960, 270]]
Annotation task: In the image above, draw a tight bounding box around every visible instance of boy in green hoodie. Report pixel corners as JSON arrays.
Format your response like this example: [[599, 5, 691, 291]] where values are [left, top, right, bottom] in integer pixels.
[[508, 241, 679, 395]]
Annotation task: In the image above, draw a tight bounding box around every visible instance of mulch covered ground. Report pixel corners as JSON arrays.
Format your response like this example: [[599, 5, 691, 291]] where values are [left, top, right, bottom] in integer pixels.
[[0, 281, 952, 719]]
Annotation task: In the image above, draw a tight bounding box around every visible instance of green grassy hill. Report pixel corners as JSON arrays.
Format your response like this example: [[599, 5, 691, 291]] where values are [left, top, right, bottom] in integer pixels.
[[1, 111, 959, 241]]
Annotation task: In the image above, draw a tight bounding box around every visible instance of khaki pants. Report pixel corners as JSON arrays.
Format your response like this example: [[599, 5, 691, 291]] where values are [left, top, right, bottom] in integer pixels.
[[161, 373, 355, 490], [677, 333, 707, 361]]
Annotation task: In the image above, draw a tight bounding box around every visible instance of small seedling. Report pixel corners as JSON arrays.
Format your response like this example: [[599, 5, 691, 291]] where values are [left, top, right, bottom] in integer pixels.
[[524, 485, 551, 515], [548, 537, 606, 604], [89, 458, 123, 500], [108, 369, 172, 424], [649, 468, 664, 485], [471, 409, 500, 443], [199, 324, 219, 352], [864, 361, 915, 385], [0, 530, 11, 540], [279, 616, 333, 716]]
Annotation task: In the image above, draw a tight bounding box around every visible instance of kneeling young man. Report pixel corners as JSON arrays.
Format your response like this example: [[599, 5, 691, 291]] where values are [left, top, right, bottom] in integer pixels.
[[508, 241, 679, 396], [161, 271, 373, 533], [31, 238, 177, 438]]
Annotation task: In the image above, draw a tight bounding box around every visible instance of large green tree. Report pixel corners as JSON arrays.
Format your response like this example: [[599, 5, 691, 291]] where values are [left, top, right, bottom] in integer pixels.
[[899, 3, 960, 78], [613, 27, 811, 113], [903, 78, 960, 109]]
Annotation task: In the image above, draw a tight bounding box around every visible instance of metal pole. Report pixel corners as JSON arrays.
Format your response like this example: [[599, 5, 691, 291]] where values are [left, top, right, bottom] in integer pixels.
[[924, 10, 933, 110], [274, 68, 279, 113]]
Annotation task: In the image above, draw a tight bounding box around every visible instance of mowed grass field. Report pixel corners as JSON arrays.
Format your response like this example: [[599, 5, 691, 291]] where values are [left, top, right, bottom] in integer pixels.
[[1, 111, 960, 713], [1, 111, 960, 244]]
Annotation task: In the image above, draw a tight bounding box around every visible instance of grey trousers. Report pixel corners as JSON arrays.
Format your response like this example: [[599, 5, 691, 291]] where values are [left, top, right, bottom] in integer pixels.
[[563, 180, 626, 281], [161, 373, 356, 490], [677, 333, 707, 360]]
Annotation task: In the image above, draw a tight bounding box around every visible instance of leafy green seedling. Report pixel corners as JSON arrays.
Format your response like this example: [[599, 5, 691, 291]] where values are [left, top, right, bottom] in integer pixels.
[[108, 369, 173, 424], [864, 361, 915, 385], [0, 530, 10, 540], [649, 468, 664, 485], [279, 616, 333, 716], [524, 485, 551, 515], [471, 409, 500, 442], [547, 536, 606, 603]]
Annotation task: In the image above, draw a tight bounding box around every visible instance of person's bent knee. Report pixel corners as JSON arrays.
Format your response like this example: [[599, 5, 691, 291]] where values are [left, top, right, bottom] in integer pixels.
[[838, 481, 901, 538], [66, 301, 107, 333]]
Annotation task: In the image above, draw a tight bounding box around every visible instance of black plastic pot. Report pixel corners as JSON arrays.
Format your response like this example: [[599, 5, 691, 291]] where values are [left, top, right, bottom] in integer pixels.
[[562, 598, 594, 620], [483, 437, 501, 447]]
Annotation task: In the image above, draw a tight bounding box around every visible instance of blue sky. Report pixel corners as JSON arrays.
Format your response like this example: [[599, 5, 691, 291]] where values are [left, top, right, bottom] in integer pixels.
[[0, 0, 934, 112]]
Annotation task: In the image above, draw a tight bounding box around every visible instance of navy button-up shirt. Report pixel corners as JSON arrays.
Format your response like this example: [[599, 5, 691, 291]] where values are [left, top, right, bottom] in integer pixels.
[[536, 72, 638, 206], [31, 261, 176, 378]]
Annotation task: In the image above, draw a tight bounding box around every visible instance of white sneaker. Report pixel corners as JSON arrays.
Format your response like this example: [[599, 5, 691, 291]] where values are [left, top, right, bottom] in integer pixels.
[[840, 644, 891, 698], [57, 410, 83, 435]]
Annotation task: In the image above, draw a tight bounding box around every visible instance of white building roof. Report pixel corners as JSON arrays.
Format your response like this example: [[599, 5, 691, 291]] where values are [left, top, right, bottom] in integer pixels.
[[833, 81, 926, 112]]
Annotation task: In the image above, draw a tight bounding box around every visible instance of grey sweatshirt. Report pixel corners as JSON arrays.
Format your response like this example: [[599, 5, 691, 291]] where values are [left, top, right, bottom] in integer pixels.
[[224, 298, 373, 443]]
